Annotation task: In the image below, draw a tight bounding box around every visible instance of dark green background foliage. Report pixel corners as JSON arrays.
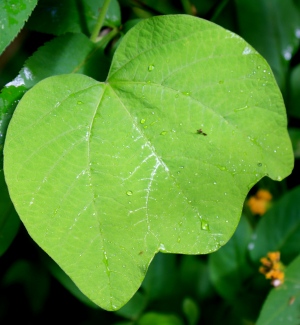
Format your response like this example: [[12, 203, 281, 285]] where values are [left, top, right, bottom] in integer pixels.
[[0, 0, 300, 324]]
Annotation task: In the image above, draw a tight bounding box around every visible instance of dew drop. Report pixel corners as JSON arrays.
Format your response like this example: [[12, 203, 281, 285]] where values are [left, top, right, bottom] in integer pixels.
[[217, 165, 226, 171], [177, 237, 181, 243], [77, 101, 83, 105], [148, 64, 155, 71], [257, 162, 262, 167], [183, 92, 190, 96], [257, 65, 261, 69], [277, 176, 282, 181], [126, 190, 133, 196], [201, 220, 209, 231], [160, 131, 167, 135], [140, 119, 146, 124]]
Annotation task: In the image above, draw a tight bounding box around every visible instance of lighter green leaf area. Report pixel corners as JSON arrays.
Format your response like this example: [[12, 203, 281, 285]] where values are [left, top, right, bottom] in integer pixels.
[[250, 186, 300, 265], [0, 33, 109, 168], [0, 0, 37, 55], [4, 15, 293, 310], [256, 254, 300, 325]]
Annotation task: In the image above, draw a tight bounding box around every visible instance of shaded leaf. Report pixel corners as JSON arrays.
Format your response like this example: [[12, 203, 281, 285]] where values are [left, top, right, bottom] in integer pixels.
[[0, 0, 38, 55], [4, 15, 293, 310], [250, 186, 300, 265], [209, 215, 253, 302], [27, 0, 121, 36], [115, 291, 147, 320], [288, 128, 300, 159], [137, 312, 184, 325], [288, 64, 300, 119], [0, 169, 20, 256], [2, 259, 50, 313], [256, 254, 300, 325], [182, 297, 200, 325], [235, 0, 300, 91]]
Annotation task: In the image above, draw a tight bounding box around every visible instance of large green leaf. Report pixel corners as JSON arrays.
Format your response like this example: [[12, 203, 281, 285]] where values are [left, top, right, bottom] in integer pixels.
[[0, 0, 37, 55], [0, 33, 110, 169], [256, 254, 300, 325], [250, 186, 300, 265], [3, 15, 293, 310]]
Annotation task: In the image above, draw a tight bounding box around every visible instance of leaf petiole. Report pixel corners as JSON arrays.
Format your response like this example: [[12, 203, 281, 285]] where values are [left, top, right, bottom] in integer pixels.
[[90, 0, 112, 42]]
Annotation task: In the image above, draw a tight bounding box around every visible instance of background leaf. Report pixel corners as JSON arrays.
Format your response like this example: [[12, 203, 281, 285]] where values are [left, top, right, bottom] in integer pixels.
[[249, 186, 300, 265], [235, 0, 300, 92], [26, 0, 121, 36], [0, 0, 38, 55], [0, 169, 20, 256], [4, 16, 293, 310], [256, 254, 300, 325]]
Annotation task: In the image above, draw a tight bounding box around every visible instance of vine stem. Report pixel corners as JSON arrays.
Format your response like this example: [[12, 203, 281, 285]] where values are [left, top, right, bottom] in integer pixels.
[[181, 0, 193, 15], [90, 0, 112, 42]]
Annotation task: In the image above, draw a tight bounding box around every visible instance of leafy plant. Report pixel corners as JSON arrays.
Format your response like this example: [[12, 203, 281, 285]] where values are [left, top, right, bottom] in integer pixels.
[[0, 0, 299, 324]]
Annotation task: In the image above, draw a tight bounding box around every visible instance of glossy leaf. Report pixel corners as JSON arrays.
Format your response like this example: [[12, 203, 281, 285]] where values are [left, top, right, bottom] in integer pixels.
[[250, 186, 300, 265], [4, 15, 293, 310], [27, 0, 121, 36], [0, 33, 110, 168], [288, 64, 300, 119], [0, 169, 20, 256], [235, 0, 300, 91], [0, 0, 38, 55], [256, 254, 300, 325]]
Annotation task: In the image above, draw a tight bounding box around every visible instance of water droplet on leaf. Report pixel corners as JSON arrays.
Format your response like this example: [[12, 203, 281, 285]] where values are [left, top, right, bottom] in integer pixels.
[[148, 65, 155, 71], [160, 131, 167, 135], [126, 191, 133, 196], [201, 220, 209, 230]]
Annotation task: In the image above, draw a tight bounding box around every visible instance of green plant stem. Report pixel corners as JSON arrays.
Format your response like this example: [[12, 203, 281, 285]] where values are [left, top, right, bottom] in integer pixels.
[[211, 0, 229, 22], [181, 0, 193, 15], [90, 0, 112, 42], [95, 27, 119, 49]]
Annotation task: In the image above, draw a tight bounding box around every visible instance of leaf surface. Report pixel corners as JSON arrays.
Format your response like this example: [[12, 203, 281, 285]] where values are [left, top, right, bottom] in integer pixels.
[[26, 0, 121, 35], [4, 15, 293, 310], [0, 0, 37, 55], [256, 254, 300, 325], [250, 186, 300, 265], [0, 33, 109, 169]]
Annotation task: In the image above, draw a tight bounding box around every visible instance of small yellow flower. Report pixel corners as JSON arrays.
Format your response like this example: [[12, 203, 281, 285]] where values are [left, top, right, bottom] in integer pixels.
[[259, 251, 285, 287], [247, 189, 272, 215]]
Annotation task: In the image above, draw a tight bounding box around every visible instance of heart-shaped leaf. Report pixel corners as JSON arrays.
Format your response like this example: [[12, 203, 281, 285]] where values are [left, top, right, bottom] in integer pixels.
[[3, 15, 293, 310]]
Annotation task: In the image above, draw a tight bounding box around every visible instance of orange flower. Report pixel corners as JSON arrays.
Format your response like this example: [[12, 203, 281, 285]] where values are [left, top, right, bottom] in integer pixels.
[[247, 189, 272, 215], [259, 251, 285, 287]]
